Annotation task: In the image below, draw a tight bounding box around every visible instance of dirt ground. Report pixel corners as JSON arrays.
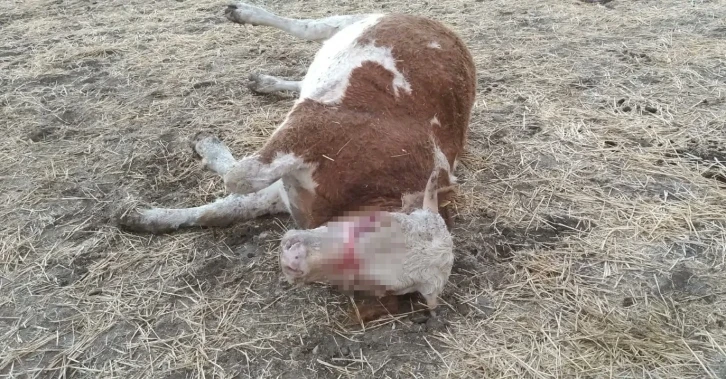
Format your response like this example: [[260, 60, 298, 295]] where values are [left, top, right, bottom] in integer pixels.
[[2, 0, 726, 377]]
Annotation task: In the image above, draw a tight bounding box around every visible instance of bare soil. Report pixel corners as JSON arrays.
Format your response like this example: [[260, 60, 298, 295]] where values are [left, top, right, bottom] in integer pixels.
[[1, 0, 725, 378]]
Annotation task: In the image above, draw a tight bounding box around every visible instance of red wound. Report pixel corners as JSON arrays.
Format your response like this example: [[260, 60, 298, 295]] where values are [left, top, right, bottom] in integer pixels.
[[335, 241, 361, 272], [333, 216, 378, 273]]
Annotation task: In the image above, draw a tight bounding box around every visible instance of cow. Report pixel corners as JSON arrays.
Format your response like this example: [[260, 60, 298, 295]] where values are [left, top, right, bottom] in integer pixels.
[[118, 2, 476, 319]]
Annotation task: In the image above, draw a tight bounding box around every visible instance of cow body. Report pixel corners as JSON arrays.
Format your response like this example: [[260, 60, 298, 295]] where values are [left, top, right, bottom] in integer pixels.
[[119, 3, 476, 250]]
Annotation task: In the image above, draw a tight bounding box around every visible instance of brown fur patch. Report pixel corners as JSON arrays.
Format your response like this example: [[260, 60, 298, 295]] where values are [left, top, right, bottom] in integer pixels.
[[257, 14, 475, 230]]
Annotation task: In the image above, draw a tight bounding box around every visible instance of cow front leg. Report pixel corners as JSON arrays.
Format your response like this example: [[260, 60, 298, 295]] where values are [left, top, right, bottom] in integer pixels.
[[191, 132, 237, 177], [117, 180, 290, 234]]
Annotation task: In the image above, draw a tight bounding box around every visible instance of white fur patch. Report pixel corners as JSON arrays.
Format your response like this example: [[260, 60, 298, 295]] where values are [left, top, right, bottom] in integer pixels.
[[300, 15, 413, 104], [430, 116, 440, 127], [270, 179, 291, 213], [270, 152, 318, 192], [427, 41, 441, 49], [432, 142, 457, 184], [432, 143, 449, 171]]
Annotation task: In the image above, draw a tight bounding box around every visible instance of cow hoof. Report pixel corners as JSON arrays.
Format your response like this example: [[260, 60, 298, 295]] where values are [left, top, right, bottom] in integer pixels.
[[190, 131, 221, 159], [246, 72, 277, 94], [115, 207, 178, 235], [224, 3, 265, 26], [115, 208, 146, 232], [114, 200, 150, 233]]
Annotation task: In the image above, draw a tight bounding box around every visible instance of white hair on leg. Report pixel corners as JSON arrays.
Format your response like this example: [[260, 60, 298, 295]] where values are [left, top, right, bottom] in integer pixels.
[[225, 2, 371, 42], [118, 180, 290, 234], [247, 73, 302, 94]]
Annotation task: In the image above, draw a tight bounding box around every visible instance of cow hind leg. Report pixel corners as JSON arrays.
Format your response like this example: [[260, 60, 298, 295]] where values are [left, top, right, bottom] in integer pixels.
[[247, 73, 301, 95], [224, 2, 369, 42]]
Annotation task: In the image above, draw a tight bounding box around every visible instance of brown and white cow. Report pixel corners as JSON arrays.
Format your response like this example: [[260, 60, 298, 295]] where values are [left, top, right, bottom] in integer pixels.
[[118, 3, 476, 307]]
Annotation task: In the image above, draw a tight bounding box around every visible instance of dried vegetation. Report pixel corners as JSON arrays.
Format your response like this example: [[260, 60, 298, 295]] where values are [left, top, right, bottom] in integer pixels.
[[1, 0, 725, 378]]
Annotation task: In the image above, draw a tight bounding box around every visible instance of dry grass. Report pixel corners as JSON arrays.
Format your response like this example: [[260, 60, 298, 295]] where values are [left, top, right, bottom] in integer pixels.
[[1, 0, 726, 378]]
